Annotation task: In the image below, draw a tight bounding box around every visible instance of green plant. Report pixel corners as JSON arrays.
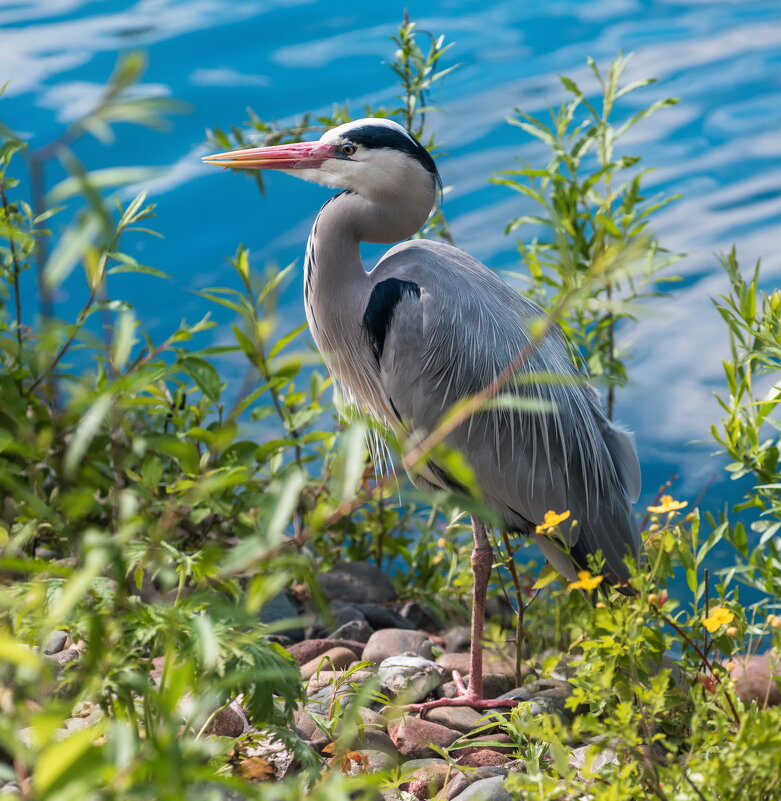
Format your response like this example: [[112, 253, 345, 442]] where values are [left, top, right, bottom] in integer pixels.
[[495, 54, 680, 417]]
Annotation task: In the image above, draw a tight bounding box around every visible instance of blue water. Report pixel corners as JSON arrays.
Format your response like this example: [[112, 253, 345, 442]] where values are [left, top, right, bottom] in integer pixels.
[[3, 0, 781, 578]]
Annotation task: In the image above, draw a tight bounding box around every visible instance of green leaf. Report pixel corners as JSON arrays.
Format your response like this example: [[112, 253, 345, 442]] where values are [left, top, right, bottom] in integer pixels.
[[34, 726, 103, 795], [180, 356, 222, 402], [43, 215, 102, 290], [64, 394, 113, 477]]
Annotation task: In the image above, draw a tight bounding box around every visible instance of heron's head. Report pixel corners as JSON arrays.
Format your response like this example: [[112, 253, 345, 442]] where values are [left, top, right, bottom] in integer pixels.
[[203, 118, 441, 204]]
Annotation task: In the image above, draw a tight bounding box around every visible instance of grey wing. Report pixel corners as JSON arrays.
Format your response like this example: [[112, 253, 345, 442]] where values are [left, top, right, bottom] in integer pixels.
[[366, 240, 641, 582]]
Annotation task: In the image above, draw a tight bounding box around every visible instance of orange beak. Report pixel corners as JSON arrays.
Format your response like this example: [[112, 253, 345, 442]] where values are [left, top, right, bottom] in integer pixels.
[[202, 141, 336, 171]]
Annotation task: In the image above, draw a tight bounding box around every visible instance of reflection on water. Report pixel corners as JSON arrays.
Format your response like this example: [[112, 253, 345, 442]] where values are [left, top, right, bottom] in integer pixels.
[[2, 0, 781, 546]]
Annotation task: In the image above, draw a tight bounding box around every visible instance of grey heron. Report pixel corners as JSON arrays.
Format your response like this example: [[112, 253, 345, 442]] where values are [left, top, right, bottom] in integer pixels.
[[203, 118, 641, 712]]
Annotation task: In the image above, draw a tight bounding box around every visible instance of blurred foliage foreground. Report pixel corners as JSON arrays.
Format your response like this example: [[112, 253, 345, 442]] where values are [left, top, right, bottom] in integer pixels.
[[1, 23, 781, 801]]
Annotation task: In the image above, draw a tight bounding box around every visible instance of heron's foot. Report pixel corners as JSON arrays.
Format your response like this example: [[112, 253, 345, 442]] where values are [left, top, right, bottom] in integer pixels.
[[403, 670, 518, 717]]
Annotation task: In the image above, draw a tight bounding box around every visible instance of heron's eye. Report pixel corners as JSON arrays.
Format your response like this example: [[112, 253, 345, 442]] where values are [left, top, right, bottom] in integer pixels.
[[341, 143, 357, 157]]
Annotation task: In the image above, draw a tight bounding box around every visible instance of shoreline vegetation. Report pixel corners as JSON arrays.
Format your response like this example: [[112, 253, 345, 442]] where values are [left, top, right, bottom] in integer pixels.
[[1, 17, 780, 801]]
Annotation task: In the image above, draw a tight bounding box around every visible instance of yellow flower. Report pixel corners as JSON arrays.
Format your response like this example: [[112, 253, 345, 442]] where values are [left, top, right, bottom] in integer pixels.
[[568, 570, 604, 592], [535, 509, 571, 534], [703, 606, 734, 633], [647, 495, 688, 514]]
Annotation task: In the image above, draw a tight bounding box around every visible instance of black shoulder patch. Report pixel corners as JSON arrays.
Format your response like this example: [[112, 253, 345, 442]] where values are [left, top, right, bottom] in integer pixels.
[[363, 278, 421, 364]]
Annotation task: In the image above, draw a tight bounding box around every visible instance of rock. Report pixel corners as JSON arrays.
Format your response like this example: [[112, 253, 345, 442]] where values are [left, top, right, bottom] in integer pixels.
[[438, 674, 513, 700], [362, 748, 401, 772], [265, 634, 293, 648], [326, 601, 368, 630], [358, 603, 415, 630], [317, 561, 396, 604], [378, 656, 447, 703], [425, 706, 484, 734], [358, 729, 397, 753], [387, 715, 460, 759], [724, 651, 781, 707], [242, 731, 297, 779], [499, 678, 578, 720], [260, 591, 304, 642], [287, 638, 365, 665], [150, 656, 166, 683], [569, 743, 620, 774], [436, 652, 472, 676], [331, 618, 373, 643], [449, 775, 512, 801], [443, 774, 472, 800], [398, 600, 440, 632], [293, 708, 328, 749], [307, 682, 360, 716], [356, 706, 387, 730], [45, 648, 80, 667], [442, 626, 471, 653], [363, 629, 434, 664], [43, 631, 69, 655], [383, 791, 418, 801], [436, 653, 520, 682], [300, 647, 357, 680], [401, 758, 451, 797], [457, 749, 509, 768], [205, 700, 249, 737], [307, 668, 375, 696], [455, 733, 513, 762]]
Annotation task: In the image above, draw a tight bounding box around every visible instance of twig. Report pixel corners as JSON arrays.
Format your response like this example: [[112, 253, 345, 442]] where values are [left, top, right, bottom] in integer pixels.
[[641, 474, 678, 531], [26, 284, 99, 396], [653, 604, 740, 728], [0, 182, 24, 362], [501, 530, 526, 685]]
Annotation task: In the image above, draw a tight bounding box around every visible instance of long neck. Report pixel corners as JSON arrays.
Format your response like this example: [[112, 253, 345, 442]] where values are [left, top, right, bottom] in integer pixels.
[[304, 184, 435, 325]]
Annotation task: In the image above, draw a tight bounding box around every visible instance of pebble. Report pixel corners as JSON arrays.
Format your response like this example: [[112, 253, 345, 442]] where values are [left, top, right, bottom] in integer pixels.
[[387, 715, 460, 759], [450, 775, 512, 801], [287, 638, 365, 665], [356, 706, 387, 730], [242, 732, 297, 780], [569, 743, 620, 774], [436, 653, 520, 682], [383, 791, 418, 801], [306, 682, 359, 715], [438, 674, 513, 700], [300, 647, 356, 680], [362, 748, 401, 772], [398, 600, 440, 632], [357, 603, 415, 631], [331, 618, 374, 643], [378, 656, 447, 703], [363, 629, 434, 664], [204, 701, 250, 737], [401, 758, 451, 797], [45, 648, 80, 668], [43, 631, 69, 655], [425, 706, 484, 733], [457, 749, 509, 768], [260, 590, 304, 642], [306, 668, 375, 696], [293, 708, 328, 749], [724, 651, 781, 707], [442, 626, 471, 653], [317, 561, 397, 604], [499, 678, 577, 719], [327, 601, 368, 629]]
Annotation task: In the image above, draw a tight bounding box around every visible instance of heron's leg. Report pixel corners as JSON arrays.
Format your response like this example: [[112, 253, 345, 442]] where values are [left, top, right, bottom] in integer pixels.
[[405, 518, 517, 715], [464, 516, 492, 698]]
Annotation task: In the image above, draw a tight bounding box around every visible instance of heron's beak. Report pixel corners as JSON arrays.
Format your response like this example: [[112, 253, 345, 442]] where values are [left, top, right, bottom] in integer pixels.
[[202, 141, 336, 171]]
